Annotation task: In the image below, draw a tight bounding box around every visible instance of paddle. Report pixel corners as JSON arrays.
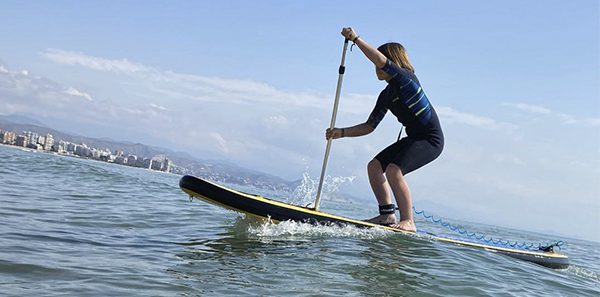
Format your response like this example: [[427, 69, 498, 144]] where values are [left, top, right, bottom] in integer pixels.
[[313, 38, 350, 211]]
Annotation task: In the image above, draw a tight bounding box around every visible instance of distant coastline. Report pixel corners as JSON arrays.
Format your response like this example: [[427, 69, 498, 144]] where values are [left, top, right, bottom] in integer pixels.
[[0, 143, 175, 175], [0, 115, 301, 192]]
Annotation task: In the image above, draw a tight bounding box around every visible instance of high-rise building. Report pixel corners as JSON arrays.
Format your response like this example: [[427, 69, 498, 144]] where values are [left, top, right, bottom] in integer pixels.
[[44, 134, 54, 151], [115, 156, 127, 165], [92, 149, 100, 159], [135, 157, 144, 168], [0, 130, 14, 144], [161, 158, 172, 173], [151, 159, 162, 170], [25, 131, 38, 146], [67, 142, 76, 153], [52, 141, 66, 154], [142, 158, 153, 169], [16, 135, 27, 147], [8, 132, 15, 144], [126, 155, 137, 166]]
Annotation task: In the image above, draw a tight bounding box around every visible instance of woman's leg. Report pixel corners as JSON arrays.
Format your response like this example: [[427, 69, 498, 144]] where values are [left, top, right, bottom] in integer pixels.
[[365, 158, 396, 224], [385, 163, 416, 232]]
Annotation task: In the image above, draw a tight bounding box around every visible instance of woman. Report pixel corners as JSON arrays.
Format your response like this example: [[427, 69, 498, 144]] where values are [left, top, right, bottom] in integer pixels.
[[325, 27, 444, 232]]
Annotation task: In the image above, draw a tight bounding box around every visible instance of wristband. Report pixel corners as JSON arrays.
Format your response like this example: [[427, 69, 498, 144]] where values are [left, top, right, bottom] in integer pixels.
[[341, 128, 345, 137], [350, 36, 360, 51]]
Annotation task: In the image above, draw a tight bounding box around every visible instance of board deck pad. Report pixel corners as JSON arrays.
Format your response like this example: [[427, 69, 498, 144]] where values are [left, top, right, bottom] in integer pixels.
[[179, 175, 569, 269]]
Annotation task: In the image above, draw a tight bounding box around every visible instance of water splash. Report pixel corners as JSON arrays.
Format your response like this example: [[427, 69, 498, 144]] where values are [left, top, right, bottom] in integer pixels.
[[244, 216, 391, 241], [285, 172, 356, 206]]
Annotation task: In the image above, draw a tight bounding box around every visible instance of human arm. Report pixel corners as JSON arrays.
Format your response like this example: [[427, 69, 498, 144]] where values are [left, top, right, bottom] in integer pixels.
[[325, 123, 375, 140], [341, 27, 386, 69]]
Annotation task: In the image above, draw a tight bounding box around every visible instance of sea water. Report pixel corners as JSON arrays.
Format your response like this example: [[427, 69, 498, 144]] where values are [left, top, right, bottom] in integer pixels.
[[0, 145, 598, 296]]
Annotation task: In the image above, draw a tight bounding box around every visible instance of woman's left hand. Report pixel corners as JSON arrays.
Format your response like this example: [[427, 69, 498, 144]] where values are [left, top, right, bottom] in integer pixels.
[[341, 27, 357, 41]]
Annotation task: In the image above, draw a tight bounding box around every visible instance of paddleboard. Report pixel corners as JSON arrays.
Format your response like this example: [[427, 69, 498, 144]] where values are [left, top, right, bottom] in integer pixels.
[[179, 175, 569, 269]]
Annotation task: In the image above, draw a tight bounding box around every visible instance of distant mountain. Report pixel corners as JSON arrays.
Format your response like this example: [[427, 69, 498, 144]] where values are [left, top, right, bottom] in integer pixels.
[[0, 114, 301, 192], [0, 114, 45, 126]]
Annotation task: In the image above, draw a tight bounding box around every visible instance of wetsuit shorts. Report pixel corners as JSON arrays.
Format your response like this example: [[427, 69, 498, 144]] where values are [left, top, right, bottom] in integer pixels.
[[374, 135, 443, 175]]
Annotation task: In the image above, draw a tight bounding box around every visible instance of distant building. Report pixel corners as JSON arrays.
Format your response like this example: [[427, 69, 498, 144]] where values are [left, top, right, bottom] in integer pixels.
[[52, 141, 66, 154], [151, 159, 162, 170], [75, 144, 91, 157], [0, 130, 16, 144], [92, 148, 100, 159], [67, 142, 76, 153], [161, 158, 172, 172], [142, 158, 153, 169], [44, 134, 54, 151], [126, 155, 137, 166], [115, 156, 127, 165], [135, 157, 145, 168], [15, 135, 27, 147], [25, 131, 39, 146], [115, 150, 124, 157]]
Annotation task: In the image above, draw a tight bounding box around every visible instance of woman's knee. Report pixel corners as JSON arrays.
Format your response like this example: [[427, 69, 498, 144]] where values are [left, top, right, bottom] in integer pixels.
[[385, 163, 403, 178], [367, 159, 382, 174]]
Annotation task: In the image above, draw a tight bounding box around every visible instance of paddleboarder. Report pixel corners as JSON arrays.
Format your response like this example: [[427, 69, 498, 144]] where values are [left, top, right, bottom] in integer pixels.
[[326, 27, 444, 232]]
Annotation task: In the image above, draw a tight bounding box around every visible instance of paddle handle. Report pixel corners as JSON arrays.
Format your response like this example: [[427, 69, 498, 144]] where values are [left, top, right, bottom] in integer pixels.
[[313, 38, 349, 211]]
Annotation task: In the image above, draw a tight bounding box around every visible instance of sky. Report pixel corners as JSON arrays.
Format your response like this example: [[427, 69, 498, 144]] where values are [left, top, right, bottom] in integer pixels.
[[0, 0, 599, 242]]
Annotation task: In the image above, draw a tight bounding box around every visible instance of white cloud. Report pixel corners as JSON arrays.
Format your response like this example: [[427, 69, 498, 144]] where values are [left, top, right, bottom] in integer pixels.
[[586, 118, 600, 127], [502, 102, 551, 114], [149, 103, 167, 111], [436, 106, 519, 131], [209, 132, 229, 153], [0, 65, 8, 73], [503, 101, 600, 127], [41, 48, 153, 74], [65, 87, 93, 101]]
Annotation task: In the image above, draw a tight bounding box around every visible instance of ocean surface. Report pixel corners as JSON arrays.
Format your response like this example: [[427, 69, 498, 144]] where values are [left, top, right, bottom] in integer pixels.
[[0, 145, 598, 297]]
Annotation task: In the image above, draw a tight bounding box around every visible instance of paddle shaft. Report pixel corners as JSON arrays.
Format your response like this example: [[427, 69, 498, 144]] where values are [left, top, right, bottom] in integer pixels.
[[313, 38, 349, 211]]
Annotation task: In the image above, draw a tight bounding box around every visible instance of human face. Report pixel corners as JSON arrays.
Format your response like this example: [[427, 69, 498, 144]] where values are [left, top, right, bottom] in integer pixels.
[[376, 67, 392, 82]]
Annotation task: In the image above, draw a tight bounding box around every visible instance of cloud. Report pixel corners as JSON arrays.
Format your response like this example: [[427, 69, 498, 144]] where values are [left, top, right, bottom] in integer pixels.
[[149, 103, 167, 111], [39, 48, 372, 114], [41, 48, 153, 74], [64, 87, 93, 101], [502, 102, 552, 114], [586, 118, 600, 127], [503, 101, 600, 127], [436, 106, 519, 131], [209, 132, 230, 153]]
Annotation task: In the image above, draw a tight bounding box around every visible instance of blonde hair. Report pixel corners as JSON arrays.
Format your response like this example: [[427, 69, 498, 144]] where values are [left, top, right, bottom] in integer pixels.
[[378, 42, 415, 73]]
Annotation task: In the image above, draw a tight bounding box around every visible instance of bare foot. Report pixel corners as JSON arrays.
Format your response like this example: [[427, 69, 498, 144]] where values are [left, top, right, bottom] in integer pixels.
[[365, 214, 396, 225], [390, 220, 417, 232]]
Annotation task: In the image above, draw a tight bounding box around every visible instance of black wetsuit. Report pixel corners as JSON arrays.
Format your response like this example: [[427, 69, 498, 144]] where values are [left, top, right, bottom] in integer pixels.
[[366, 59, 444, 174]]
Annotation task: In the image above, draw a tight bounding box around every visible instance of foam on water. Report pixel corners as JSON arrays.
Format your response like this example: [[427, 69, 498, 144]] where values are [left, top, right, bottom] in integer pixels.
[[567, 265, 600, 282], [235, 215, 391, 241]]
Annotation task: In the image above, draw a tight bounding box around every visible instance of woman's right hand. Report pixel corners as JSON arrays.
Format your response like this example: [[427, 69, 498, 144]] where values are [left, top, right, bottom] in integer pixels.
[[341, 27, 357, 41], [325, 128, 343, 140]]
